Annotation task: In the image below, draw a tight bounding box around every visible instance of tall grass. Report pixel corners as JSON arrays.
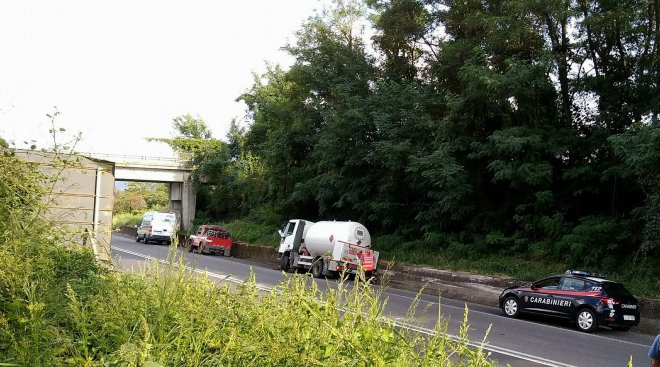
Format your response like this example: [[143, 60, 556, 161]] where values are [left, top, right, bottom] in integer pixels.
[[0, 239, 496, 366]]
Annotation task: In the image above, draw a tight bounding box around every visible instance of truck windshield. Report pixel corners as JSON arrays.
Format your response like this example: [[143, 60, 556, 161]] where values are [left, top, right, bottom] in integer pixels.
[[285, 222, 295, 236]]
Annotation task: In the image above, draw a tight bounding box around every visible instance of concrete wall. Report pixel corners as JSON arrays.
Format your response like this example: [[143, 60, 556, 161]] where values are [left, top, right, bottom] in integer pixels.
[[15, 150, 115, 261]]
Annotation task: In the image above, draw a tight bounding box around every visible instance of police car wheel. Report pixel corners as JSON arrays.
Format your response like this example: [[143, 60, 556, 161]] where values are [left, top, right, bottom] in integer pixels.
[[502, 297, 520, 318], [576, 308, 598, 332]]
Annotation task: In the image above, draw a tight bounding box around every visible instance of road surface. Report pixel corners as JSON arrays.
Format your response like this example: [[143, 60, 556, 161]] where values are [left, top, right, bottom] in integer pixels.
[[111, 234, 655, 367]]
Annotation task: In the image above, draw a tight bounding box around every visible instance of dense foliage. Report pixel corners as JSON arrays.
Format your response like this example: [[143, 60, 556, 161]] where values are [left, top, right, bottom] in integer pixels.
[[0, 151, 495, 366], [158, 0, 659, 296]]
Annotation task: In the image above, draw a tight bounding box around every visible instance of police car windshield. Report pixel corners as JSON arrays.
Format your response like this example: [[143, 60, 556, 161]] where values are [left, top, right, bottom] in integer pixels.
[[602, 282, 633, 298]]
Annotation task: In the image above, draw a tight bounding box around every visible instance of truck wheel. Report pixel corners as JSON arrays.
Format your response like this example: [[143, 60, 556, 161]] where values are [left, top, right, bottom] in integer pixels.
[[187, 244, 194, 253], [279, 252, 290, 272], [311, 258, 323, 278], [224, 250, 231, 257]]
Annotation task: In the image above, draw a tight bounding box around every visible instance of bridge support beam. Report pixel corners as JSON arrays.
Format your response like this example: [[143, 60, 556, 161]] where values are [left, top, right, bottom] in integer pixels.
[[170, 178, 195, 231]]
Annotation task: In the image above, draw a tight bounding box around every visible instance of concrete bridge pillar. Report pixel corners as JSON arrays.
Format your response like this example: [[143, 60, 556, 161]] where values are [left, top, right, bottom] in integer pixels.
[[170, 176, 196, 231]]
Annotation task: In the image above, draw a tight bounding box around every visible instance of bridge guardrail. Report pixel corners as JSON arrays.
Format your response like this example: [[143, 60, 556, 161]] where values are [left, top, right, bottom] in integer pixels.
[[80, 152, 192, 164]]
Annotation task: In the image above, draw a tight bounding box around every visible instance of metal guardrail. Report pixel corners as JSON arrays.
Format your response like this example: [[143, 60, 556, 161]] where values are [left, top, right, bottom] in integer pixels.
[[80, 152, 192, 164]]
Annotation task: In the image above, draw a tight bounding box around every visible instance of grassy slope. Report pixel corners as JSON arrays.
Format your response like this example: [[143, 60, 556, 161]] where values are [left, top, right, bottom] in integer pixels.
[[0, 240, 497, 366]]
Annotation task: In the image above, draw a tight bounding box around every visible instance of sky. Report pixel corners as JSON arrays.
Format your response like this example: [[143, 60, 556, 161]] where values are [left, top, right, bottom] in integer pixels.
[[0, 0, 324, 157]]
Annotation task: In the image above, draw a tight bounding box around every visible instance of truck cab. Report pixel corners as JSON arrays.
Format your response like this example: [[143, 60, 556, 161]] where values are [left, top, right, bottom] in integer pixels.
[[277, 219, 313, 270]]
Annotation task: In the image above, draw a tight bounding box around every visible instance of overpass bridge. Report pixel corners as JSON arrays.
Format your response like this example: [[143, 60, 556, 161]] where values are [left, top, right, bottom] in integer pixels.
[[13, 149, 198, 262], [82, 152, 197, 231]]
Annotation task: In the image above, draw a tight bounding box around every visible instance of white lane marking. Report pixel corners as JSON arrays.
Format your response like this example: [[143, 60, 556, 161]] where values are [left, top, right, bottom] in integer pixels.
[[113, 247, 272, 292], [112, 246, 578, 367], [386, 319, 577, 367]]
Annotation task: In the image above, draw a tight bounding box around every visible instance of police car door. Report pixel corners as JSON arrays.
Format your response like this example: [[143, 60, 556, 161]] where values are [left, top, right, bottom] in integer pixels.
[[525, 276, 562, 314], [554, 277, 589, 316]]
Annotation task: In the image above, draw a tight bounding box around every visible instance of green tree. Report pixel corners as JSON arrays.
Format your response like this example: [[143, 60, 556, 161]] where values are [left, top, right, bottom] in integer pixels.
[[113, 189, 147, 213], [610, 124, 660, 255], [287, 7, 378, 221], [113, 183, 168, 213], [181, 0, 659, 283], [241, 0, 379, 223]]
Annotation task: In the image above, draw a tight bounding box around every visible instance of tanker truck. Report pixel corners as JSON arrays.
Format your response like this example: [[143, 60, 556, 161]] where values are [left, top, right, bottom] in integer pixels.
[[276, 219, 379, 278]]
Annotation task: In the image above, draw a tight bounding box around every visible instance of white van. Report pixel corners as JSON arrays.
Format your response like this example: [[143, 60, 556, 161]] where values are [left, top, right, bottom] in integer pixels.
[[135, 211, 177, 244]]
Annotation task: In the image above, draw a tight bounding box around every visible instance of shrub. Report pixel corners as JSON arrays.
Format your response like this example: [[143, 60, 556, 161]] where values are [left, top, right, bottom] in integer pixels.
[[112, 212, 142, 230], [223, 219, 280, 247], [244, 205, 284, 227], [553, 216, 630, 268]]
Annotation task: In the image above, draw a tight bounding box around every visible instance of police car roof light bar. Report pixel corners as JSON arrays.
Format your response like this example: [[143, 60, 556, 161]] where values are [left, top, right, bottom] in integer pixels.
[[565, 270, 608, 279], [566, 269, 591, 276]]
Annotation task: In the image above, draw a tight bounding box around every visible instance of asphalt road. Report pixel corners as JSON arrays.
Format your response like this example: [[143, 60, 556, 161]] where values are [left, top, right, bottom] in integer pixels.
[[111, 234, 655, 367]]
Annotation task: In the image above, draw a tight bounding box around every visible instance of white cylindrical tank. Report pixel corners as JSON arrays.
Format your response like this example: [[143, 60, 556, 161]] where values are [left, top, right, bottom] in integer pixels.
[[304, 221, 371, 257]]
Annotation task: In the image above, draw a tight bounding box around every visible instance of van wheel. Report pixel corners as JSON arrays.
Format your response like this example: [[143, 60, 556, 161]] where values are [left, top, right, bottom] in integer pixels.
[[311, 258, 323, 278], [135, 235, 140, 242]]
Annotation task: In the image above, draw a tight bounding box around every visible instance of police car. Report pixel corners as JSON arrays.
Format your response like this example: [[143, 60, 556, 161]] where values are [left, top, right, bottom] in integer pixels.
[[498, 270, 640, 332]]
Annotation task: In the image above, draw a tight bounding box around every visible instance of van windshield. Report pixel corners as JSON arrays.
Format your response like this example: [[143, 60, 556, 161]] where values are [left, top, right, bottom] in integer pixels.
[[153, 213, 175, 222]]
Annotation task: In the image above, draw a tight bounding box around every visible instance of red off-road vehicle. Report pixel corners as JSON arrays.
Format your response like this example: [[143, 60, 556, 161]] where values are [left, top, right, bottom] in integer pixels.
[[188, 225, 233, 256]]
